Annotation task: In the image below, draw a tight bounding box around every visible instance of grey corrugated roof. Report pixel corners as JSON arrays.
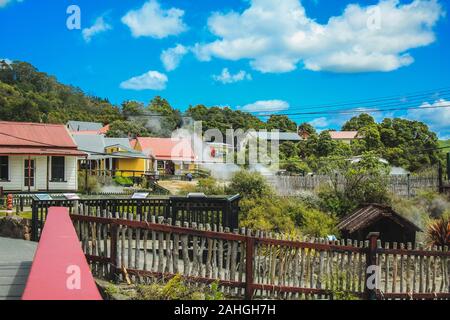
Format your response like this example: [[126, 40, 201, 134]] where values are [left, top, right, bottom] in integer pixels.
[[104, 138, 131, 149], [72, 134, 106, 159], [67, 121, 103, 132], [252, 131, 302, 141]]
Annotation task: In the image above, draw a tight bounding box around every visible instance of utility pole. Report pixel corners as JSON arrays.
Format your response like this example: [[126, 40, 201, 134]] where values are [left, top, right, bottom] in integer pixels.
[[447, 152, 450, 181]]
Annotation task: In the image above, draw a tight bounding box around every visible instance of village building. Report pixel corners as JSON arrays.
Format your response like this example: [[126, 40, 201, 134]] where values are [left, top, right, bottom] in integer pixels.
[[135, 137, 197, 175], [67, 121, 109, 135], [0, 121, 85, 192], [337, 203, 421, 245], [328, 131, 360, 144], [71, 134, 148, 177], [237, 131, 303, 151]]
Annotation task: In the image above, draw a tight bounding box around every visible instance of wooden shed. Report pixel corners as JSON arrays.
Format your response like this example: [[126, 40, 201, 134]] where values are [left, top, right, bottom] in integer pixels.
[[337, 204, 421, 245]]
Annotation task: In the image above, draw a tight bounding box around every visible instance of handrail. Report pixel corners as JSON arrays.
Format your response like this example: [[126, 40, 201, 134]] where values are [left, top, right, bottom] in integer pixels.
[[22, 207, 102, 300]]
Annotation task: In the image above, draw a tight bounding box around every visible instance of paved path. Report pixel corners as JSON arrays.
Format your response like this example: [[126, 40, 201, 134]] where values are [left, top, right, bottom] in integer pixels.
[[0, 237, 37, 300]]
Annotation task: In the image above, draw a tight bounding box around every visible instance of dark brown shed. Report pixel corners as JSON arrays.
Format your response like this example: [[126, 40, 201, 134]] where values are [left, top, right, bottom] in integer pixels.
[[337, 204, 421, 245]]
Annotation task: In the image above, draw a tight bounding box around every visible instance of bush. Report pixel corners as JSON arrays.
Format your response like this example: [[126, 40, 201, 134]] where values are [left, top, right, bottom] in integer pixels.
[[78, 172, 100, 193], [195, 177, 225, 195], [391, 191, 450, 238], [317, 152, 390, 216], [426, 214, 450, 247], [177, 177, 225, 196], [134, 275, 224, 300], [226, 170, 272, 199], [239, 197, 297, 233], [114, 176, 134, 186]]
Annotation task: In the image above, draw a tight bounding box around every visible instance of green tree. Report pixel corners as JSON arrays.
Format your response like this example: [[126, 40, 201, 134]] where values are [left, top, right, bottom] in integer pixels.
[[342, 113, 375, 131], [106, 120, 152, 138], [266, 115, 297, 132], [122, 100, 145, 117], [318, 152, 390, 216]]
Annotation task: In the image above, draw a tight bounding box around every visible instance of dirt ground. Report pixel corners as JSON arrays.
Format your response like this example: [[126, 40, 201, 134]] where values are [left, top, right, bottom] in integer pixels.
[[158, 180, 198, 195]]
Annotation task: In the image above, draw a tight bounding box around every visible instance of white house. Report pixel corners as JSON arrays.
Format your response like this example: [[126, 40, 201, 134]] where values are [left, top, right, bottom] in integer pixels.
[[0, 121, 86, 192]]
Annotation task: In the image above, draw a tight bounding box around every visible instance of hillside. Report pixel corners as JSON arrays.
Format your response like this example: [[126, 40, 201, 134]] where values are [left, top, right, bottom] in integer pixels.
[[0, 60, 443, 172]]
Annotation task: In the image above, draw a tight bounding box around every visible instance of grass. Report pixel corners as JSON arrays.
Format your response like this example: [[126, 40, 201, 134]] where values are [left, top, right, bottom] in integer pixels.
[[0, 211, 33, 219], [439, 139, 450, 149]]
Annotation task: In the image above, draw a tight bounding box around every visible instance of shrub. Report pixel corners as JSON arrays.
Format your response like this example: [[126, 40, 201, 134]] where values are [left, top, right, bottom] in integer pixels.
[[177, 177, 225, 196], [226, 170, 272, 199], [317, 152, 390, 216], [134, 275, 224, 300], [114, 176, 134, 186], [195, 177, 225, 195], [426, 214, 450, 247], [239, 197, 297, 233], [77, 172, 100, 193]]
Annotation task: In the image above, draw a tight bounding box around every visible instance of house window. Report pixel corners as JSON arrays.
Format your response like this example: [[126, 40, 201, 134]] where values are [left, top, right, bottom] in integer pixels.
[[157, 161, 165, 170], [51, 156, 65, 182], [0, 156, 8, 181]]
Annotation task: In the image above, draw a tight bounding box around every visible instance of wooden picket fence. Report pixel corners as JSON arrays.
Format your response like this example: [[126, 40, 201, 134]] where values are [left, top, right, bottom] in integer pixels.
[[70, 205, 450, 300], [269, 174, 440, 198]]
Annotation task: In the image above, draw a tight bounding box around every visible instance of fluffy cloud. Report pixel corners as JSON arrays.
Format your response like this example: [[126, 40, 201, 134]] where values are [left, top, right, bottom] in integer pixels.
[[193, 0, 444, 73], [213, 68, 252, 84], [82, 17, 112, 43], [0, 0, 23, 8], [406, 99, 450, 137], [161, 44, 188, 71], [0, 58, 12, 65], [120, 70, 168, 90], [240, 100, 289, 113], [122, 0, 187, 39]]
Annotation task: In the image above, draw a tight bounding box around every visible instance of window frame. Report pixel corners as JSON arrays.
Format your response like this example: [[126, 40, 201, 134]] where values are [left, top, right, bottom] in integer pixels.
[[0, 156, 9, 181], [51, 156, 66, 182]]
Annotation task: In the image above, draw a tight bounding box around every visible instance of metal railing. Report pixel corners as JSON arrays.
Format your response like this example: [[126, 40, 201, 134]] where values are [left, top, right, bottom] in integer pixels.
[[31, 194, 241, 241]]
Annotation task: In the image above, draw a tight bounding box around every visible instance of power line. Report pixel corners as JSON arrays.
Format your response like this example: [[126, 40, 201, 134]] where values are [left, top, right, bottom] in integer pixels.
[[256, 102, 450, 117], [249, 86, 450, 114]]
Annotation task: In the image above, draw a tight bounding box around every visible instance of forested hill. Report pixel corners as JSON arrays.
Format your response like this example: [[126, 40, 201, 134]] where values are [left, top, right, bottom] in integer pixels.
[[0, 60, 444, 172], [0, 60, 123, 124], [0, 60, 295, 132]]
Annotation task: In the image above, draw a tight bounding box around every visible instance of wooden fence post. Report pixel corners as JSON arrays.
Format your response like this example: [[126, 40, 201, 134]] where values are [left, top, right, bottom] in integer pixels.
[[110, 223, 119, 281], [364, 232, 380, 300], [438, 162, 444, 194], [245, 237, 255, 300]]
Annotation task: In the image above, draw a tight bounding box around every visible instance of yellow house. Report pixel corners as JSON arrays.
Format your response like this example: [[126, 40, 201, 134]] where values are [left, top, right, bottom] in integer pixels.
[[71, 134, 150, 177], [135, 137, 197, 175], [104, 143, 150, 177]]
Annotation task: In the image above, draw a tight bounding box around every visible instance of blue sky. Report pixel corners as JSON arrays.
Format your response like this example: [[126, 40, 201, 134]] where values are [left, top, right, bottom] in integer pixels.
[[1, 0, 449, 137]]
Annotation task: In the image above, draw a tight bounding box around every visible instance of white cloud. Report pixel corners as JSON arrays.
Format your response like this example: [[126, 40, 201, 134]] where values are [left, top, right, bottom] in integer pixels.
[[161, 44, 188, 71], [406, 99, 450, 138], [120, 70, 168, 91], [122, 0, 187, 39], [213, 68, 252, 84], [0, 58, 12, 65], [240, 100, 289, 113], [0, 0, 23, 8], [309, 117, 330, 128], [82, 17, 112, 43], [193, 0, 444, 73]]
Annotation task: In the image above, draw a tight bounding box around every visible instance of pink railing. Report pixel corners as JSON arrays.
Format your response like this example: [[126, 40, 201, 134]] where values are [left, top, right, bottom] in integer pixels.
[[22, 207, 102, 300]]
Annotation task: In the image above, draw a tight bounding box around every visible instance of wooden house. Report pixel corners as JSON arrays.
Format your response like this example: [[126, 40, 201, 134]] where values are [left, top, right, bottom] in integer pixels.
[[337, 203, 421, 245], [0, 121, 85, 192]]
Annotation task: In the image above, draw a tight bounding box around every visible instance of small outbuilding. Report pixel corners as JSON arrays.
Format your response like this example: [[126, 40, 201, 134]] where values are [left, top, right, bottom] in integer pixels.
[[337, 204, 421, 245]]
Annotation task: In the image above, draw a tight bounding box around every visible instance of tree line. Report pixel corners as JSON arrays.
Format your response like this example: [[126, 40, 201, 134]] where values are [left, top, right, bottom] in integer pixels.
[[0, 60, 444, 172]]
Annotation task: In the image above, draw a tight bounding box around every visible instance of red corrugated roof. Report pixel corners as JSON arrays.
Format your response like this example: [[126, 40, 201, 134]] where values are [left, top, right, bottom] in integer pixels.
[[137, 137, 196, 161], [329, 131, 359, 140], [0, 121, 78, 148], [0, 147, 86, 156], [98, 124, 110, 134]]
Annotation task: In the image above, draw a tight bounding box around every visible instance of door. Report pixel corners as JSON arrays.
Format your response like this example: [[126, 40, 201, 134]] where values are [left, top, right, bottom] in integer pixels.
[[24, 158, 36, 190]]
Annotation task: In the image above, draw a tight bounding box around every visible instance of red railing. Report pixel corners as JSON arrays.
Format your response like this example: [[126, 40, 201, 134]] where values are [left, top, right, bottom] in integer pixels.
[[22, 207, 102, 300]]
